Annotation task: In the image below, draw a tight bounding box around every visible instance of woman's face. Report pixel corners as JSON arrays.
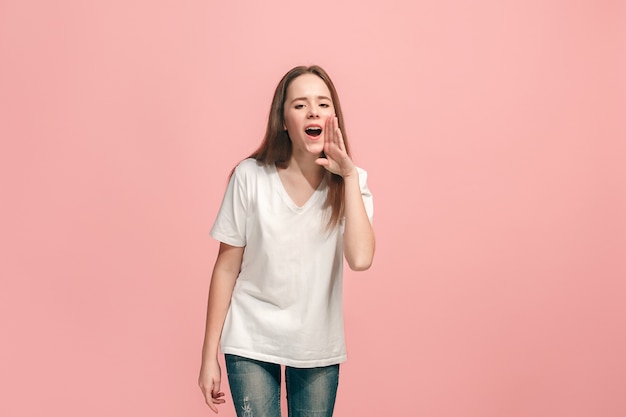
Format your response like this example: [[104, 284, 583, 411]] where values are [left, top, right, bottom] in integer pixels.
[[283, 73, 335, 157]]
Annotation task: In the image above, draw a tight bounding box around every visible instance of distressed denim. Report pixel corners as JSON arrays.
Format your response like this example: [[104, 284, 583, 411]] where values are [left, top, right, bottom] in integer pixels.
[[225, 354, 339, 417]]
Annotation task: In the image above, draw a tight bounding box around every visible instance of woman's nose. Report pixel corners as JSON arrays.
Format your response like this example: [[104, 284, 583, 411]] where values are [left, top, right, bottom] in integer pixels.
[[307, 107, 320, 118]]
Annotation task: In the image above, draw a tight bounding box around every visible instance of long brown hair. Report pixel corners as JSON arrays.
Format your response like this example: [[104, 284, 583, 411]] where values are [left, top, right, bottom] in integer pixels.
[[249, 65, 350, 228]]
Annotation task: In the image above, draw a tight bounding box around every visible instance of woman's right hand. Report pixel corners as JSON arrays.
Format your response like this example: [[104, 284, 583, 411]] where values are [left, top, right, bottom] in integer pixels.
[[199, 358, 226, 413], [199, 243, 243, 412]]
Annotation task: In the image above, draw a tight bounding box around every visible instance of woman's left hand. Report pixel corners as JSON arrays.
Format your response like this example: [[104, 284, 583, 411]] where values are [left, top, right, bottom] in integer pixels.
[[316, 115, 356, 177]]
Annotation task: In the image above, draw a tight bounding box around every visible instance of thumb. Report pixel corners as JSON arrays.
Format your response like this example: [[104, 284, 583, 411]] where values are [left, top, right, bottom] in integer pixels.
[[315, 157, 329, 167]]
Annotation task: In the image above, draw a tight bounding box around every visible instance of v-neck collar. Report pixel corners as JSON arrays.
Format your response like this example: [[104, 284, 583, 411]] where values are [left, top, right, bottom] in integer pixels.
[[270, 163, 326, 211]]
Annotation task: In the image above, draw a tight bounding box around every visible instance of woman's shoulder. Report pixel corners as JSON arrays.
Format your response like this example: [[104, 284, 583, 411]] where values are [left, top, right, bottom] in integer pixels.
[[232, 158, 271, 180], [355, 165, 368, 176]]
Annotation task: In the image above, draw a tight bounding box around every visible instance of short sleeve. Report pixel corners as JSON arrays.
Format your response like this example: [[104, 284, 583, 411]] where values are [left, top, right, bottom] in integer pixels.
[[209, 165, 248, 247], [357, 167, 374, 223]]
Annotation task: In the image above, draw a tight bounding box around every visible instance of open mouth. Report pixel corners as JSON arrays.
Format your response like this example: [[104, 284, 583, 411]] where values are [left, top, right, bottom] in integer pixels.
[[305, 126, 322, 137]]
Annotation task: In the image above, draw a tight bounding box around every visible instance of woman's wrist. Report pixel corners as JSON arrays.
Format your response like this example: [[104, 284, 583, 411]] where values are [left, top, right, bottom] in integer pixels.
[[341, 165, 358, 179]]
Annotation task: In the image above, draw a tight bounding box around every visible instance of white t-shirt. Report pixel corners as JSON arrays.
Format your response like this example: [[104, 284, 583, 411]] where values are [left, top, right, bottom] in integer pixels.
[[210, 158, 373, 368]]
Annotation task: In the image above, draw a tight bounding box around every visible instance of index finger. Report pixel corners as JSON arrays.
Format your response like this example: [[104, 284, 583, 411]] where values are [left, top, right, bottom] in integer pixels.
[[325, 115, 334, 141], [332, 116, 345, 151], [204, 388, 219, 413]]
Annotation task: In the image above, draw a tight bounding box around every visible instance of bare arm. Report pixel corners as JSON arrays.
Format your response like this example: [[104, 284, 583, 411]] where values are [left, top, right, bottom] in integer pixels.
[[199, 242, 244, 413], [316, 115, 375, 271], [342, 171, 375, 270]]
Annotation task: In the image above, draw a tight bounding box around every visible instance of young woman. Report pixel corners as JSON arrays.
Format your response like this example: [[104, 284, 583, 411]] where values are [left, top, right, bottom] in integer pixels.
[[198, 65, 375, 417]]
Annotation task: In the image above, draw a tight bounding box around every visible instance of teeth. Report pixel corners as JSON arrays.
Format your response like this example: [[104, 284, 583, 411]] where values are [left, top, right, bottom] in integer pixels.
[[306, 127, 321, 131]]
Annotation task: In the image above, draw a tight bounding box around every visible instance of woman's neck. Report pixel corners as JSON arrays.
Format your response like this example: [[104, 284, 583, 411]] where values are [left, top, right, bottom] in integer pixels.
[[284, 152, 324, 184]]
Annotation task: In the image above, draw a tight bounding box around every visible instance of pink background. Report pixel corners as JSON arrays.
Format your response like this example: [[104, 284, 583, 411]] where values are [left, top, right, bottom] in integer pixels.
[[1, 0, 625, 416]]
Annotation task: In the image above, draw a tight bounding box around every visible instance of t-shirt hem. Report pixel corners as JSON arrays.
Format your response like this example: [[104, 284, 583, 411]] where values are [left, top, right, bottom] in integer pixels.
[[222, 347, 347, 368]]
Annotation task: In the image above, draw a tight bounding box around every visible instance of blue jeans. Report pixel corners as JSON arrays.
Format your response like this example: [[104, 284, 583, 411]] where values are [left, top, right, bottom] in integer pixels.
[[225, 354, 340, 417]]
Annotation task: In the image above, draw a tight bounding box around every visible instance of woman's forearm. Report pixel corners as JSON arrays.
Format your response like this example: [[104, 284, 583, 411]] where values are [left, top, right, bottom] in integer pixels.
[[201, 243, 244, 361], [342, 171, 375, 271]]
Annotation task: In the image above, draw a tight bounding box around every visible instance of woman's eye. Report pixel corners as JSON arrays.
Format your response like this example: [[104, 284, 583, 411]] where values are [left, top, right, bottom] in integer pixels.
[[295, 104, 304, 109], [320, 103, 330, 108]]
